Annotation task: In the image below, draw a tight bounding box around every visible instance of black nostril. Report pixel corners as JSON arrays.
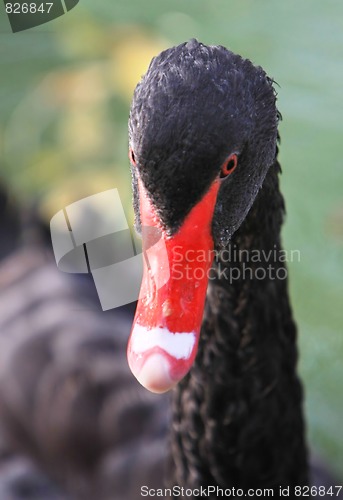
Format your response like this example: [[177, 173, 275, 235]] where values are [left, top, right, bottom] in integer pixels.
[[129, 148, 136, 166]]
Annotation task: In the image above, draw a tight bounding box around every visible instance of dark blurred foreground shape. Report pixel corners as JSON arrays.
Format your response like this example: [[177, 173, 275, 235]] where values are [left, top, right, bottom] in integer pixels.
[[0, 182, 170, 499]]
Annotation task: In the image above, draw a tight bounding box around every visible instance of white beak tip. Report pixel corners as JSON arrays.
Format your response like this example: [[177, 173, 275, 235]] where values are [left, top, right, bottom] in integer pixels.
[[134, 354, 177, 394]]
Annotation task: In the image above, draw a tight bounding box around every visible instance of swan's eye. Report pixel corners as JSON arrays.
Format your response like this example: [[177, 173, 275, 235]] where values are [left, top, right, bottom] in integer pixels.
[[220, 153, 238, 179], [129, 148, 137, 166]]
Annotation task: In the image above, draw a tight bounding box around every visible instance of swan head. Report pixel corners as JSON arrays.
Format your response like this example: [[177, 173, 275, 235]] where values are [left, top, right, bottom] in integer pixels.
[[127, 40, 279, 393]]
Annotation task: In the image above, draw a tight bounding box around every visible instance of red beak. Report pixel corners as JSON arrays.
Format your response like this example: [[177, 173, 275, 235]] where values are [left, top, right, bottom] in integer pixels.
[[127, 178, 220, 393]]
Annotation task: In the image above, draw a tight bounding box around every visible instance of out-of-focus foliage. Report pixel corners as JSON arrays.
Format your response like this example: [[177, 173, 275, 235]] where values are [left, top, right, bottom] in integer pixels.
[[0, 0, 342, 477]]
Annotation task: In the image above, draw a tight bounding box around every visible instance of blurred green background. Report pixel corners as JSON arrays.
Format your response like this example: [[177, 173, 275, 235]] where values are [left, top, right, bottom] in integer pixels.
[[0, 0, 342, 477]]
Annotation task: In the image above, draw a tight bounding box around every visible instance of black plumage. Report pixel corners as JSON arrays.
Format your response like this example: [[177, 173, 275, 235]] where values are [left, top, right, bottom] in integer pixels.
[[170, 163, 308, 491], [129, 40, 307, 493]]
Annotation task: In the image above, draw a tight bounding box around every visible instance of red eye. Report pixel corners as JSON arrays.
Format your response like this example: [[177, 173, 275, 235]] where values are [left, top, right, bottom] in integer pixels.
[[129, 148, 137, 166], [220, 153, 238, 179]]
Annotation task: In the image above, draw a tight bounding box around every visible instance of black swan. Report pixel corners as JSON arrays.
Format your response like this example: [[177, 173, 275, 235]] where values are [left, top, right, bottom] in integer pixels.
[[127, 39, 339, 494], [0, 42, 340, 499]]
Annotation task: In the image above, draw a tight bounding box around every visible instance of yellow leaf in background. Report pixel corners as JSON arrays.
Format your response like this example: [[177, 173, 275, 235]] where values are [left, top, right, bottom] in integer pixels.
[[41, 64, 109, 107], [38, 168, 133, 223], [55, 13, 109, 59], [109, 30, 168, 101]]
